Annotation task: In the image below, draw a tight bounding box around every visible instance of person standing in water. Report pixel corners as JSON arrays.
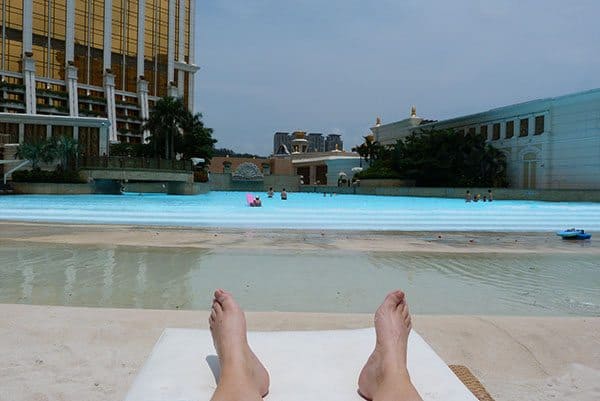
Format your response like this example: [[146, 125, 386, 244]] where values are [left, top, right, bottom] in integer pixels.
[[281, 188, 287, 200], [267, 187, 274, 198], [465, 190, 472, 202]]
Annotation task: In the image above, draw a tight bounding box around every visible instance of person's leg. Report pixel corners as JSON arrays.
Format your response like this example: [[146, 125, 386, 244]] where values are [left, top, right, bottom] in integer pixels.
[[358, 291, 424, 401], [209, 289, 270, 401]]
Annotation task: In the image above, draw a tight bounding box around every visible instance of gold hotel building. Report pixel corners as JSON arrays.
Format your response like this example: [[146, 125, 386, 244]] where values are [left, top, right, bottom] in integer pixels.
[[0, 0, 198, 155]]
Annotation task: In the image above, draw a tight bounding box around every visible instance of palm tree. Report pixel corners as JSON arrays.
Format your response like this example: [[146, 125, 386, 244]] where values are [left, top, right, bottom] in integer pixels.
[[142, 96, 189, 160], [352, 135, 382, 166], [52, 136, 78, 170], [15, 141, 54, 170]]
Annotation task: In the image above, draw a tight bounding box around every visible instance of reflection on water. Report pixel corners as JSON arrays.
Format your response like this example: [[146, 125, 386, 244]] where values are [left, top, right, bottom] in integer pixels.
[[0, 242, 598, 316]]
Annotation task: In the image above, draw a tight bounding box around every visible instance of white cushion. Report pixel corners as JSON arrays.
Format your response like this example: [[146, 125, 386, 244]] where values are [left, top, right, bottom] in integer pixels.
[[124, 328, 478, 401]]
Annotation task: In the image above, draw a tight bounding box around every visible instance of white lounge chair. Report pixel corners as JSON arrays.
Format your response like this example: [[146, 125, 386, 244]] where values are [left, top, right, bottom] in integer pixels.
[[124, 328, 479, 401]]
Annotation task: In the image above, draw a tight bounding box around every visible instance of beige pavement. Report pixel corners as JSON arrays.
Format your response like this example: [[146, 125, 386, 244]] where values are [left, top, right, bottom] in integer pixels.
[[0, 304, 598, 401]]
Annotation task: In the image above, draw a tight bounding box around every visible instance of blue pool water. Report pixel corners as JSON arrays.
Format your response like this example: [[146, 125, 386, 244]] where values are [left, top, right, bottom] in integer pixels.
[[1, 191, 599, 231]]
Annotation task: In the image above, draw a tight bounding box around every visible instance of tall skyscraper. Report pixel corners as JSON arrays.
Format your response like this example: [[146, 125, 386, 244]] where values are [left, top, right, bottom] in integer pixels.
[[274, 131, 345, 155], [325, 134, 343, 151], [0, 0, 198, 144], [307, 132, 324, 152], [273, 131, 291, 154]]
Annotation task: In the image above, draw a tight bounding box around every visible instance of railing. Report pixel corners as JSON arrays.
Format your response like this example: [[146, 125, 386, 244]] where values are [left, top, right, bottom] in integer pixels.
[[2, 160, 30, 184], [79, 156, 193, 172]]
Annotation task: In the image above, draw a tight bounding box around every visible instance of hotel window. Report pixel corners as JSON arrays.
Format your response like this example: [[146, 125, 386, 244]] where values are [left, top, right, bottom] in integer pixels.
[[505, 121, 514, 138], [468, 127, 476, 136], [492, 123, 500, 140], [480, 125, 488, 139], [519, 118, 529, 137], [535, 115, 544, 135]]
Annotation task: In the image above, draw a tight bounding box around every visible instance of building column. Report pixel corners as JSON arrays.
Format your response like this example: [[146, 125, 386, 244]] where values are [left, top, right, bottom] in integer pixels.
[[99, 123, 109, 156], [65, 0, 75, 62], [176, 0, 185, 98], [167, 0, 176, 85], [309, 165, 317, 186], [103, 0, 113, 71], [187, 0, 196, 111], [103, 71, 118, 143], [136, 0, 145, 77], [168, 83, 179, 97], [22, 0, 33, 54], [137, 78, 150, 142], [23, 54, 36, 114], [66, 64, 78, 116], [22, 0, 35, 114], [66, 63, 79, 140]]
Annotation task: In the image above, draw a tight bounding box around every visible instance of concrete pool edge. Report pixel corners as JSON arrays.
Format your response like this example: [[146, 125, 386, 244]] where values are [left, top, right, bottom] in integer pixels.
[[1, 304, 598, 401], [1, 221, 598, 255]]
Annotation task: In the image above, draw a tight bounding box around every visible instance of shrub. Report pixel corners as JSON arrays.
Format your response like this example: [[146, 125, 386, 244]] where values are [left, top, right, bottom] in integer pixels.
[[12, 168, 86, 184], [355, 161, 402, 179]]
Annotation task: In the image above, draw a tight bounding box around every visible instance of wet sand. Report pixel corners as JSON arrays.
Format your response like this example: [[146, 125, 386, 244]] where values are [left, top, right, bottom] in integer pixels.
[[0, 304, 598, 401], [0, 221, 598, 254]]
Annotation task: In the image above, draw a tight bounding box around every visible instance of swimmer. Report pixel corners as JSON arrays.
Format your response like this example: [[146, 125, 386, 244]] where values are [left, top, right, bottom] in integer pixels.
[[208, 289, 423, 401], [465, 190, 471, 202], [267, 187, 274, 198], [252, 196, 262, 207], [281, 189, 287, 200], [487, 189, 493, 202]]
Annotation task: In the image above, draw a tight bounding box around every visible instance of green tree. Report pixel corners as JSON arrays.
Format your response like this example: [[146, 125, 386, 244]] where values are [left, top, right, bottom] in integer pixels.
[[352, 135, 384, 166], [51, 136, 78, 170], [142, 96, 216, 162], [15, 141, 55, 170], [177, 112, 217, 161], [356, 128, 508, 187], [143, 96, 187, 160]]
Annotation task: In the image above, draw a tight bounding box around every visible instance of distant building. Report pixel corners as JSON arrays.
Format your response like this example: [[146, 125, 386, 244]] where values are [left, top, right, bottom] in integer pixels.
[[371, 89, 600, 190], [273, 132, 292, 155], [270, 130, 359, 185], [307, 133, 325, 152], [325, 134, 343, 152], [273, 131, 344, 154]]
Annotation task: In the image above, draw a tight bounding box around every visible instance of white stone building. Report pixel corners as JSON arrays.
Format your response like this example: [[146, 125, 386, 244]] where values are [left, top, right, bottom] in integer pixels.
[[371, 89, 600, 190]]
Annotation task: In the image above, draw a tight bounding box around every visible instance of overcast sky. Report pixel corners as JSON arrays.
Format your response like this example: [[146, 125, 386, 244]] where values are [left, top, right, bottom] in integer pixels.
[[195, 0, 600, 156]]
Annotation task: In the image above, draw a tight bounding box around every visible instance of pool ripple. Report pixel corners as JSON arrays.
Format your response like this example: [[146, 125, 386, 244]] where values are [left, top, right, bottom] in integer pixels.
[[1, 192, 600, 231]]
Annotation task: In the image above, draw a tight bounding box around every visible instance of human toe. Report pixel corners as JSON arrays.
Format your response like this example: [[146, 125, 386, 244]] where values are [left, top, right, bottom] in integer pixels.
[[383, 290, 405, 308]]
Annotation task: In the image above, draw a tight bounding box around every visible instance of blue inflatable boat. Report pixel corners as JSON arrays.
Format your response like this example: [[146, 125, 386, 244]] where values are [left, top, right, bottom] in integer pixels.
[[556, 229, 592, 240]]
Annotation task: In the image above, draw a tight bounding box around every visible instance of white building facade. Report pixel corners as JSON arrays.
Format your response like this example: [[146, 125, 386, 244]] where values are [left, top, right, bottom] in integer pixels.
[[371, 89, 600, 190]]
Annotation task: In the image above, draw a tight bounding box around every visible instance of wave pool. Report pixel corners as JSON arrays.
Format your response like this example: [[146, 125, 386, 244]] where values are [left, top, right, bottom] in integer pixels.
[[1, 191, 600, 231]]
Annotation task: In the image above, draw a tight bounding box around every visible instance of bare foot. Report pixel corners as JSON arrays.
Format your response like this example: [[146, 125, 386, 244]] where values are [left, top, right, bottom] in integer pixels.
[[209, 289, 270, 397], [358, 290, 414, 401]]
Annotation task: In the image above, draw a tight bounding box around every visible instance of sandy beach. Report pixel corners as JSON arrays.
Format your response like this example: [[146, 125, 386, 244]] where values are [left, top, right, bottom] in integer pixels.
[[1, 222, 599, 401], [1, 221, 599, 255]]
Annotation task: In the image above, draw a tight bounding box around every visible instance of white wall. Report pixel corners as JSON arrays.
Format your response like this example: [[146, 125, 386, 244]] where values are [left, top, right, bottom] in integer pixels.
[[372, 89, 600, 190]]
